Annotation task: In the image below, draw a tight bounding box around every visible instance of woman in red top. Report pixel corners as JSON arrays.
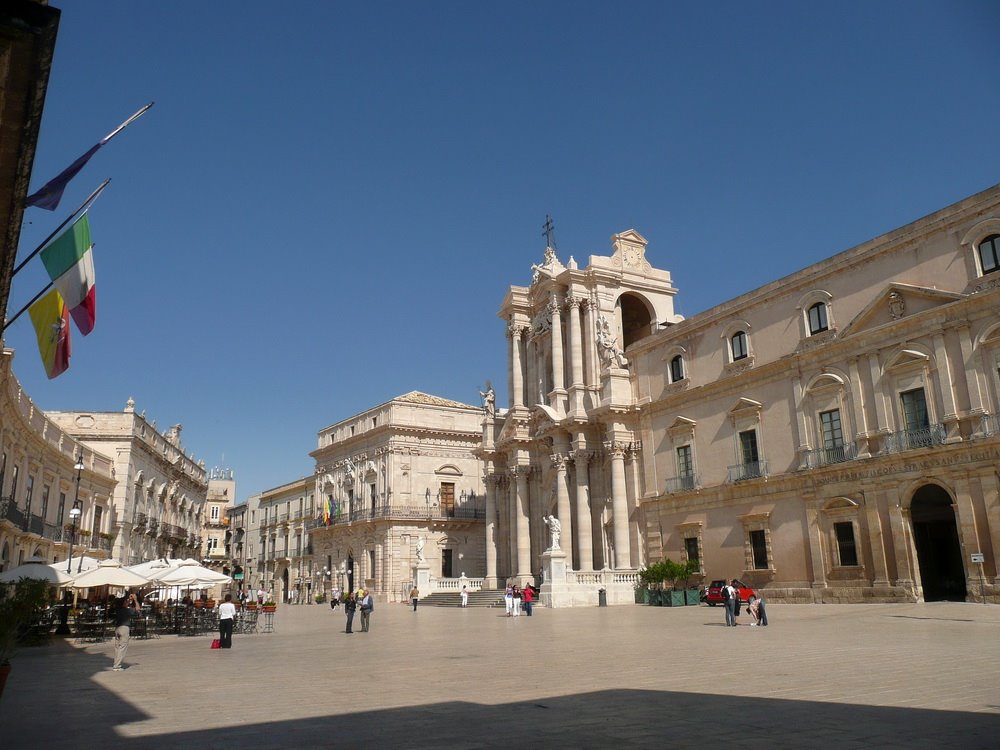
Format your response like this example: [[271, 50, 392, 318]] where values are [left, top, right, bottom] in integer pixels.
[[521, 583, 535, 616]]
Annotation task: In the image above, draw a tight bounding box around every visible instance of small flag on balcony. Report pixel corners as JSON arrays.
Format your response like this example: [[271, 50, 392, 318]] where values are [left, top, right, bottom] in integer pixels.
[[323, 496, 332, 525], [28, 288, 72, 378]]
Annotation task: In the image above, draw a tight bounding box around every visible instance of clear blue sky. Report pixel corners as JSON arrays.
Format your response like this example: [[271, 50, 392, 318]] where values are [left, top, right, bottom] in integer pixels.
[[5, 1, 999, 499]]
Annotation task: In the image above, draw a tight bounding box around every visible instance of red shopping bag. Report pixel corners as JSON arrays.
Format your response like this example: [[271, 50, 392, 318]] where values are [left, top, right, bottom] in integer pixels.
[[210, 639, 221, 649]]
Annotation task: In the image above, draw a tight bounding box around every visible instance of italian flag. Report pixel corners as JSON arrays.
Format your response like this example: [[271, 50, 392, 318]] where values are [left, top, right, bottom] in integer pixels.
[[40, 213, 96, 335], [28, 288, 72, 378]]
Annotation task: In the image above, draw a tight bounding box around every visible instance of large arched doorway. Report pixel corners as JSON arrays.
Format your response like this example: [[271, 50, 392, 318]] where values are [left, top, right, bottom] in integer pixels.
[[911, 484, 966, 601]]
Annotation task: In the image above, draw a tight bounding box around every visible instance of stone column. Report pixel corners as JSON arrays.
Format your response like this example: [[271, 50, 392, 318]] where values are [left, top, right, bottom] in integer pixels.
[[932, 332, 960, 442], [804, 496, 828, 589], [867, 353, 888, 432], [484, 474, 498, 588], [583, 297, 598, 388], [508, 322, 525, 409], [951, 475, 982, 589], [567, 295, 585, 415], [958, 324, 987, 435], [886, 485, 915, 593], [608, 441, 631, 569], [861, 488, 891, 587], [849, 358, 872, 458], [793, 374, 810, 470], [508, 469, 518, 581], [515, 465, 531, 578], [572, 450, 593, 571], [549, 293, 565, 409], [551, 453, 573, 561]]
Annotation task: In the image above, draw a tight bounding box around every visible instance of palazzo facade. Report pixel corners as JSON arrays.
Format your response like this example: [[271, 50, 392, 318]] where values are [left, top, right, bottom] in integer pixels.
[[309, 391, 485, 603], [484, 183, 1000, 605]]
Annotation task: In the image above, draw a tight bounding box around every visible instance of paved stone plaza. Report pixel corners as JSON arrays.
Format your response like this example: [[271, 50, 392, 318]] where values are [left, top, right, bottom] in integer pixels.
[[2, 601, 999, 749]]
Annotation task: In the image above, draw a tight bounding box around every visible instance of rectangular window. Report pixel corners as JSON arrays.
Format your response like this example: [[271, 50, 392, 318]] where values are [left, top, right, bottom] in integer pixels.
[[820, 409, 844, 448], [0, 452, 6, 495], [808, 303, 829, 334], [211, 505, 220, 521], [369, 482, 377, 516], [739, 430, 759, 466], [676, 445, 693, 477], [835, 522, 859, 566], [41, 486, 50, 521], [25, 476, 34, 516], [9, 464, 18, 500], [442, 548, 453, 578], [440, 482, 455, 515], [684, 536, 699, 563], [749, 529, 768, 569], [731, 332, 748, 360], [57, 492, 66, 526], [347, 488, 354, 517], [900, 388, 929, 430], [93, 505, 103, 535], [251, 510, 256, 524]]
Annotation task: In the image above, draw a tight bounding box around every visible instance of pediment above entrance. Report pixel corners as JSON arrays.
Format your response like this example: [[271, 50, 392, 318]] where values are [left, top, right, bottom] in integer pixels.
[[841, 283, 964, 337], [609, 229, 652, 273]]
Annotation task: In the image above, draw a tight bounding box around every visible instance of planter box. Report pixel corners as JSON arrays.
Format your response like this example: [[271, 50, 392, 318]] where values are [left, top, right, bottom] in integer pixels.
[[648, 589, 662, 606], [685, 588, 701, 606], [664, 590, 686, 607]]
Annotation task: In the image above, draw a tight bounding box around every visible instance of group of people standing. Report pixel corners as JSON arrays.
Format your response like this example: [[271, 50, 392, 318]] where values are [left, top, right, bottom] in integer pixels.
[[503, 582, 537, 617], [722, 580, 768, 627], [340, 588, 374, 633]]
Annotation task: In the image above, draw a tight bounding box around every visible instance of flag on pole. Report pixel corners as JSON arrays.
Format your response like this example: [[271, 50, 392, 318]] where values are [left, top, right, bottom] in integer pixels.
[[28, 289, 72, 379], [40, 213, 96, 335], [26, 102, 153, 211], [323, 496, 332, 526]]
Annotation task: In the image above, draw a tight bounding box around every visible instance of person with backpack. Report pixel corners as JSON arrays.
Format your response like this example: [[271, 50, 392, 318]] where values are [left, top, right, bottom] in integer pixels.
[[344, 593, 357, 634], [359, 589, 374, 632]]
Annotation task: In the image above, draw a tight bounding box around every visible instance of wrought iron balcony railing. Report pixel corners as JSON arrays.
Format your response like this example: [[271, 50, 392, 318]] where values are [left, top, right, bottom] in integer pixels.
[[664, 474, 699, 493], [803, 443, 858, 468], [727, 460, 768, 483], [883, 425, 946, 454]]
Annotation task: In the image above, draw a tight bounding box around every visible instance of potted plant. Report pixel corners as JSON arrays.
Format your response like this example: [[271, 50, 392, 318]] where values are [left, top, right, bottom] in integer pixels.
[[660, 559, 687, 607], [315, 593, 326, 604], [681, 560, 702, 605], [262, 599, 277, 613], [0, 579, 50, 701]]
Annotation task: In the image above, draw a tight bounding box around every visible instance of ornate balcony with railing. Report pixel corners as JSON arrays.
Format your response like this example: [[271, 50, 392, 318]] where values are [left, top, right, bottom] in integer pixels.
[[883, 425, 946, 454], [664, 474, 699, 494], [0, 496, 26, 528], [304, 501, 487, 532], [803, 443, 858, 469], [727, 460, 768, 483]]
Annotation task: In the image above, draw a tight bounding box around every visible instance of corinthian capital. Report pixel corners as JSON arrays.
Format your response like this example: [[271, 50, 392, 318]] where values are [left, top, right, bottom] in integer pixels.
[[565, 295, 582, 311], [550, 453, 567, 471]]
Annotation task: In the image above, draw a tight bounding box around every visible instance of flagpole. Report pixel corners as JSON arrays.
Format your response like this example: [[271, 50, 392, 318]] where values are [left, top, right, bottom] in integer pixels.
[[11, 178, 110, 278], [101, 102, 154, 145], [1, 281, 54, 334]]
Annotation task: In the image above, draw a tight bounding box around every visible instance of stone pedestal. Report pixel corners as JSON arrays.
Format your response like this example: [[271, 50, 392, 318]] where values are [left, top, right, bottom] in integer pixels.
[[540, 547, 572, 608], [414, 563, 431, 592], [601, 367, 631, 407]]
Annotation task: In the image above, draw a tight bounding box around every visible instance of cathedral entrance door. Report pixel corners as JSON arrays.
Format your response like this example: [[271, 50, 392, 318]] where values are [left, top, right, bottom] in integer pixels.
[[911, 484, 967, 602]]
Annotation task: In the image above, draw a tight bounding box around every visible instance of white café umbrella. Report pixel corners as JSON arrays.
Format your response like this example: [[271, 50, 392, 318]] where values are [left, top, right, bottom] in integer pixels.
[[70, 559, 150, 589], [49, 555, 101, 576], [152, 562, 231, 587], [126, 558, 181, 578], [0, 559, 72, 585]]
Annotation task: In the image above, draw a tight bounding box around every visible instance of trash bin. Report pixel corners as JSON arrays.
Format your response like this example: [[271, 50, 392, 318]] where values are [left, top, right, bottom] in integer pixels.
[[598, 588, 607, 607]]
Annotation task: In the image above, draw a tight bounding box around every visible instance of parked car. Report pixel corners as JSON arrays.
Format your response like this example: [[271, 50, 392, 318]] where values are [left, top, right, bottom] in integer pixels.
[[704, 579, 755, 606]]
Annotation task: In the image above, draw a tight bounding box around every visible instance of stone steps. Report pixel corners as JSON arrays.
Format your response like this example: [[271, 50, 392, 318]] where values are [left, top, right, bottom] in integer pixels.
[[419, 590, 505, 608]]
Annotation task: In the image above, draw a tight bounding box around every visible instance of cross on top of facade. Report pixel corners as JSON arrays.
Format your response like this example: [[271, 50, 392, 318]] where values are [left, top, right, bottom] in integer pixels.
[[542, 214, 557, 250]]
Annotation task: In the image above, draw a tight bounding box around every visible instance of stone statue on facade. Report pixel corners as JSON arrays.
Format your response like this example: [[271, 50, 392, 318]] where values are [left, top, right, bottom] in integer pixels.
[[531, 246, 559, 283], [416, 535, 426, 563], [479, 381, 496, 417], [544, 515, 562, 551], [596, 314, 628, 368]]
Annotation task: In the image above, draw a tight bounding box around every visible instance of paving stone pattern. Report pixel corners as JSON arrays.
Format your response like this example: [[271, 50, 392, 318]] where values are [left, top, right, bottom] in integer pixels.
[[2, 601, 998, 748]]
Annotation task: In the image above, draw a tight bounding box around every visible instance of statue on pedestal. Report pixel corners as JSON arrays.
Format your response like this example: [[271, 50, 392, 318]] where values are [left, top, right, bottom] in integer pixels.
[[544, 515, 562, 551], [479, 380, 496, 417]]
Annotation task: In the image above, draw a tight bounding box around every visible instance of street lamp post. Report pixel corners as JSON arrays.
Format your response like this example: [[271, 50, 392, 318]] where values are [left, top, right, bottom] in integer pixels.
[[67, 455, 85, 574]]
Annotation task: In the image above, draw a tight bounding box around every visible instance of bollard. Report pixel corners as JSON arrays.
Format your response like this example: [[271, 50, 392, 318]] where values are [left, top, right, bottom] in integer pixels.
[[598, 588, 607, 607]]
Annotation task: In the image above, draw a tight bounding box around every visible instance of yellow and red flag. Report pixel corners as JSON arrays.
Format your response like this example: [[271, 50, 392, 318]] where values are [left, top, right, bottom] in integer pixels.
[[28, 288, 72, 378]]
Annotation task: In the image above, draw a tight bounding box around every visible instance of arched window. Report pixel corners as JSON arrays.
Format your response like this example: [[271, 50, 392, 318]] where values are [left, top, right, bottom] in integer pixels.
[[731, 331, 748, 361], [808, 302, 829, 335], [669, 355, 684, 383], [980, 234, 1000, 275]]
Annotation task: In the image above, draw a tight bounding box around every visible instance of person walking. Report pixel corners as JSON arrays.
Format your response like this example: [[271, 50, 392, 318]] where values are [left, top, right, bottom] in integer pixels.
[[344, 593, 357, 634], [359, 589, 374, 632], [460, 586, 468, 608], [512, 584, 522, 617], [522, 582, 535, 616], [218, 593, 236, 648], [111, 591, 139, 671], [504, 582, 514, 617], [409, 585, 419, 612]]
